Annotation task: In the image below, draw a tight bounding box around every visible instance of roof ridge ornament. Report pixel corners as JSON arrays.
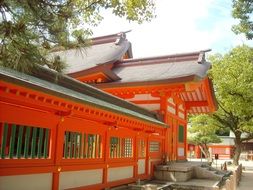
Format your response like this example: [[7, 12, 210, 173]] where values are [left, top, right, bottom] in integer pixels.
[[198, 49, 211, 64], [115, 30, 131, 45], [197, 52, 205, 64], [115, 35, 124, 45]]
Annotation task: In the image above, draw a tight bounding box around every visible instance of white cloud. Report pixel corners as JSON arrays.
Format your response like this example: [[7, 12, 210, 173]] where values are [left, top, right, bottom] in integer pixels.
[[91, 0, 252, 58]]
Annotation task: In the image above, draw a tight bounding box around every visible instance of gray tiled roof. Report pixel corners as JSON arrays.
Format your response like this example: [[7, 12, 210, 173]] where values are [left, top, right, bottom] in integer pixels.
[[49, 40, 131, 74], [113, 60, 210, 83]]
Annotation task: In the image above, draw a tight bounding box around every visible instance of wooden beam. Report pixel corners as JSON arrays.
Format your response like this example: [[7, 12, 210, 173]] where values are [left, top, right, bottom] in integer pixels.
[[185, 101, 208, 109], [131, 100, 160, 104], [185, 82, 201, 91], [203, 78, 217, 112]]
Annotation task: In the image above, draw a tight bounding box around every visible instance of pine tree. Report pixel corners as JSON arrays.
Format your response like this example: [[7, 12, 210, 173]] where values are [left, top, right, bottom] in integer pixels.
[[0, 0, 155, 73]]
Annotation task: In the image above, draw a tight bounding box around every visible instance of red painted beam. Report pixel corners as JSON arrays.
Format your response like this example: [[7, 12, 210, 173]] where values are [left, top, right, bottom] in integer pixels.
[[131, 100, 160, 104], [185, 101, 208, 109]]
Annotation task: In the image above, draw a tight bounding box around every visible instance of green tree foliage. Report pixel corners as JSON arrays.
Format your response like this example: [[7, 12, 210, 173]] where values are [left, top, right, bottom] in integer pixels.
[[188, 115, 221, 162], [0, 0, 155, 73], [191, 45, 253, 165], [232, 0, 253, 39]]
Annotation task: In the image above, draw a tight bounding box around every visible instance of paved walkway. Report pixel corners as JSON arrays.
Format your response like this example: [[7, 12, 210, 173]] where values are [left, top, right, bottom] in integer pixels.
[[189, 158, 253, 190], [238, 170, 253, 190]]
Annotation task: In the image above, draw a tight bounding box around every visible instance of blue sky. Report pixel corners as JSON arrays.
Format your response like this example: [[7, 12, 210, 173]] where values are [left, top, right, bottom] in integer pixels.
[[91, 0, 252, 58]]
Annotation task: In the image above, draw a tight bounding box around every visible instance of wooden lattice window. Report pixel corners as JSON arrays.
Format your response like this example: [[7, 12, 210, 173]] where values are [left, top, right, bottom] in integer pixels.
[[149, 141, 160, 152], [0, 123, 50, 159], [110, 136, 133, 158], [178, 125, 184, 143], [138, 139, 146, 157], [63, 132, 102, 159]]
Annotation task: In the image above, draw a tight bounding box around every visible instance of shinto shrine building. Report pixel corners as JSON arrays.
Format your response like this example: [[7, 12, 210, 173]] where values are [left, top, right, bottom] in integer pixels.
[[0, 32, 217, 190]]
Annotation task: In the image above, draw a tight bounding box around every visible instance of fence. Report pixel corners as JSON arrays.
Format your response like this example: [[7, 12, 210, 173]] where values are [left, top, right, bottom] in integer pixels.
[[221, 164, 242, 190]]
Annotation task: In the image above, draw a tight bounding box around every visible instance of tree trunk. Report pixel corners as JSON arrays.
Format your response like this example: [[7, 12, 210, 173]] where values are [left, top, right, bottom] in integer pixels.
[[233, 136, 242, 166], [200, 144, 212, 163]]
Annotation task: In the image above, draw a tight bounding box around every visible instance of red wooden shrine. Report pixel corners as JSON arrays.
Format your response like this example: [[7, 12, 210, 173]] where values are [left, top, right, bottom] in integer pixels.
[[0, 32, 217, 190]]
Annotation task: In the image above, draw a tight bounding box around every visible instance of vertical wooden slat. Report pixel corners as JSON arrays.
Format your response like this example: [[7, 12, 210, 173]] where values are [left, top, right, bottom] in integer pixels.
[[121, 138, 126, 158], [87, 135, 90, 158], [131, 139, 133, 157], [143, 140, 146, 157], [37, 128, 44, 158], [76, 133, 79, 158], [43, 128, 49, 158], [113, 138, 115, 158], [117, 138, 120, 158], [110, 137, 113, 158], [9, 124, 17, 158], [117, 137, 120, 158], [69, 132, 73, 158], [83, 133, 86, 158], [88, 134, 91, 158], [17, 126, 24, 158], [94, 135, 97, 158], [91, 135, 95, 158], [125, 138, 127, 157], [31, 127, 37, 158], [98, 135, 101, 158], [113, 137, 116, 158], [64, 131, 69, 158], [73, 133, 77, 158], [24, 126, 31, 158], [1, 123, 9, 159], [112, 137, 114, 158], [79, 133, 82, 158]]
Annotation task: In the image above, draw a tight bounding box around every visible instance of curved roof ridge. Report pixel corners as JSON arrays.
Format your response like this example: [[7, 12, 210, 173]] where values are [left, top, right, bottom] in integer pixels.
[[116, 49, 211, 67], [91, 30, 132, 45], [120, 49, 211, 63]]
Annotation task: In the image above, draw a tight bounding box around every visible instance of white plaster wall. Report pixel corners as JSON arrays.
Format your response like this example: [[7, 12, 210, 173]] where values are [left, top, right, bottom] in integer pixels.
[[178, 148, 185, 156], [59, 169, 102, 190], [138, 159, 146, 175], [127, 94, 160, 101], [148, 159, 161, 175], [0, 173, 52, 190], [108, 166, 133, 182]]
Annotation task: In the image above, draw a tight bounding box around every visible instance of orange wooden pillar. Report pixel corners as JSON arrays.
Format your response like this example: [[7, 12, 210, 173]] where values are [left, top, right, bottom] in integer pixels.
[[184, 124, 188, 159], [160, 96, 169, 158], [52, 118, 65, 190], [103, 128, 109, 187], [172, 118, 178, 161], [133, 134, 138, 179], [167, 117, 173, 161]]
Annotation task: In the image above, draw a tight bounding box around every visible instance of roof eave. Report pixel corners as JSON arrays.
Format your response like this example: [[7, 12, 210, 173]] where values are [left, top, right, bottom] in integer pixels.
[[0, 67, 166, 127], [95, 75, 203, 89]]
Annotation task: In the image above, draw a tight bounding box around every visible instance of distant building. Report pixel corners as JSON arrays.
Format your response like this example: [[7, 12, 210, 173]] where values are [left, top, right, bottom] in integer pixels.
[[188, 131, 253, 160], [209, 136, 234, 159]]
